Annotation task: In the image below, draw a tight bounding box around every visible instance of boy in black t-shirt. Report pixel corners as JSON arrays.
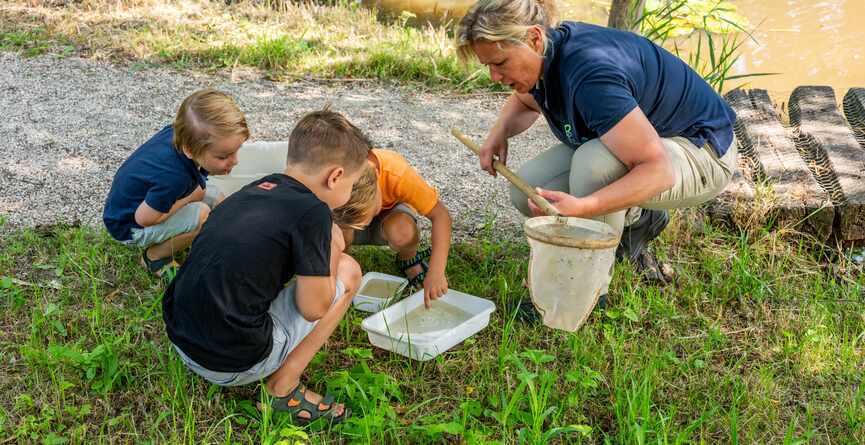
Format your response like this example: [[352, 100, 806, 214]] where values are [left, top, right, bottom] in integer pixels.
[[162, 109, 371, 424]]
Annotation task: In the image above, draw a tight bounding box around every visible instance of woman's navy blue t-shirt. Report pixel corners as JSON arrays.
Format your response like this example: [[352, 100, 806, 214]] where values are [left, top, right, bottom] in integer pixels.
[[530, 22, 736, 156]]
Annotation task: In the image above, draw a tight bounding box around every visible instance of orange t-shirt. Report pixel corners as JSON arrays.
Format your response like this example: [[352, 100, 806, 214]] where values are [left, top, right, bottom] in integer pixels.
[[370, 149, 439, 216]]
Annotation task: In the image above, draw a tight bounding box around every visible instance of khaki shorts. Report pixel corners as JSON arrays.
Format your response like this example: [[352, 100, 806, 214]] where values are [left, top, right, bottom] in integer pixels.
[[173, 279, 346, 387], [124, 184, 221, 248], [352, 203, 419, 246], [509, 136, 738, 235]]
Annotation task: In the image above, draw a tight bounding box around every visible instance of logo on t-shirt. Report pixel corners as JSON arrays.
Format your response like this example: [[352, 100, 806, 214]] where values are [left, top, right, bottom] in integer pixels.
[[563, 123, 576, 144], [257, 181, 277, 191]]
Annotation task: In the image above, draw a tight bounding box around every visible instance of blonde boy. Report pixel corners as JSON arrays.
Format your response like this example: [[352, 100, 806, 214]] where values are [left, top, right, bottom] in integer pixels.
[[102, 89, 248, 275], [163, 109, 370, 425], [342, 148, 453, 307]]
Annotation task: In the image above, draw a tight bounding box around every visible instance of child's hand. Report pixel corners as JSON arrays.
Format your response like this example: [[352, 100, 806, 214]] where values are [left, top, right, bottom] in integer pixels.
[[423, 271, 448, 308]]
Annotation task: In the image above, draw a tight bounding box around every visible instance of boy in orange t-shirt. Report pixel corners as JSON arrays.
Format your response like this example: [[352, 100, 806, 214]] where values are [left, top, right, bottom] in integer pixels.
[[341, 149, 453, 306]]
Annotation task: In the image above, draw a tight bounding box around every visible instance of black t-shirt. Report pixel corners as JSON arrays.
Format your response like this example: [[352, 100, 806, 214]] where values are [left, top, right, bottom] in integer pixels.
[[162, 174, 332, 372]]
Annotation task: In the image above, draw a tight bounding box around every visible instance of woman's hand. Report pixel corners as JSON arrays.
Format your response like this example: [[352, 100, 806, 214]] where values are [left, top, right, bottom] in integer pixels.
[[478, 93, 541, 176], [479, 131, 509, 177], [527, 188, 590, 217]]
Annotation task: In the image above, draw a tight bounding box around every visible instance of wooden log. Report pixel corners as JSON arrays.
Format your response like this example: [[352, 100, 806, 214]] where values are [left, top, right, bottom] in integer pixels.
[[705, 166, 757, 229], [789, 86, 865, 242], [843, 87, 865, 147], [724, 89, 834, 241]]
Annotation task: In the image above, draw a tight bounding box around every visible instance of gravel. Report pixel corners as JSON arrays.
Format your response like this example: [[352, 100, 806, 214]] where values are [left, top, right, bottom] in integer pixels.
[[0, 52, 559, 240]]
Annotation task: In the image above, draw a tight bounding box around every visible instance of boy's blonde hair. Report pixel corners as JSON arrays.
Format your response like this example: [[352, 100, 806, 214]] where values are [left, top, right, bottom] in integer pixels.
[[173, 89, 250, 157], [333, 163, 379, 230], [287, 107, 371, 173], [455, 0, 558, 63]]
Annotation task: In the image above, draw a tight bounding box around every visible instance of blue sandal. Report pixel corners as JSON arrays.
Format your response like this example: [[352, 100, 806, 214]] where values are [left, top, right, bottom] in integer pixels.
[[396, 247, 431, 288], [141, 250, 176, 276]]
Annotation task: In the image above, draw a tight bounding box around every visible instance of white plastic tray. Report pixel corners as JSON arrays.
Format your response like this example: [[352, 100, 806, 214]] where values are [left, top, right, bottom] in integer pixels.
[[207, 141, 287, 196], [353, 272, 408, 313], [361, 289, 495, 361]]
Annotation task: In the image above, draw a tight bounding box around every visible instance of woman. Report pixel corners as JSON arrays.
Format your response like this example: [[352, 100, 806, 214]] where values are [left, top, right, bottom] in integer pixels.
[[456, 0, 737, 288]]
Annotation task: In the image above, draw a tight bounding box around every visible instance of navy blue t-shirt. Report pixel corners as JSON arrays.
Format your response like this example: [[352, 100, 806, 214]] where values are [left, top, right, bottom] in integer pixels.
[[530, 22, 736, 156], [102, 125, 207, 241]]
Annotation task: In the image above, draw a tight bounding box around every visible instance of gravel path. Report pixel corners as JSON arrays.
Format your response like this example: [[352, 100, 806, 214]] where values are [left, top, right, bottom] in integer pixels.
[[0, 52, 559, 240]]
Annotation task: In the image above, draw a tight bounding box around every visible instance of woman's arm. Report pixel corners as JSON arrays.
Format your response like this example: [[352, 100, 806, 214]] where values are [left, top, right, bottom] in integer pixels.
[[479, 93, 541, 176], [529, 107, 675, 217]]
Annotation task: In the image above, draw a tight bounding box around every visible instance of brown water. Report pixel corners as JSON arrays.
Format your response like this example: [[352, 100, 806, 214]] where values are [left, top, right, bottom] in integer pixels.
[[725, 0, 864, 94], [360, 279, 403, 299], [366, 0, 864, 96], [388, 300, 472, 335]]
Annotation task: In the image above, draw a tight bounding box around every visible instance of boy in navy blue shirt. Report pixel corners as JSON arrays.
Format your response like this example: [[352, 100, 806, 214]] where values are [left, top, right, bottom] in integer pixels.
[[103, 89, 249, 275]]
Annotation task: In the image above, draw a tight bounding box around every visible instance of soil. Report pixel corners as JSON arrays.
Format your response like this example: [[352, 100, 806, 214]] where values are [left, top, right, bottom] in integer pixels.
[[0, 52, 561, 240]]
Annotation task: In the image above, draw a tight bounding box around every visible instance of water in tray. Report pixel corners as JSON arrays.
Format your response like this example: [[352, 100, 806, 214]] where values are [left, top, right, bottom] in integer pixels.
[[387, 300, 472, 335], [360, 279, 403, 299]]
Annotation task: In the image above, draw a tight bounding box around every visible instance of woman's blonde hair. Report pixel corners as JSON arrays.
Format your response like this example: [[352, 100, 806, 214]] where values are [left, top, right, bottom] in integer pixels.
[[455, 0, 558, 63], [334, 163, 380, 231], [173, 89, 250, 158]]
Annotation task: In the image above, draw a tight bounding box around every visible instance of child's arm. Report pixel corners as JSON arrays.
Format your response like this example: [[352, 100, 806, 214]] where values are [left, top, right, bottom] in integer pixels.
[[295, 224, 345, 321], [340, 227, 355, 253], [134, 186, 205, 227], [423, 200, 452, 307]]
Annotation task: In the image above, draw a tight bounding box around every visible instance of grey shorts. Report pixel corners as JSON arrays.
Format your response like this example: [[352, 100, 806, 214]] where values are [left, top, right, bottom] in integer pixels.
[[174, 278, 346, 387], [123, 185, 221, 249], [353, 203, 418, 246]]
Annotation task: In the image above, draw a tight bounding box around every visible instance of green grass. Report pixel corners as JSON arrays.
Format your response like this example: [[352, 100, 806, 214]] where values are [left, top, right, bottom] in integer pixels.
[[0, 0, 499, 91], [0, 27, 74, 57], [1, 212, 862, 444], [0, 0, 763, 92]]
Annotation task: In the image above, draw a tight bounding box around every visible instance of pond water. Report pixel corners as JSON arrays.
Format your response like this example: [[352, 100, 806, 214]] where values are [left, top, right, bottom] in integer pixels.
[[364, 0, 864, 96], [387, 300, 473, 335], [360, 278, 404, 299]]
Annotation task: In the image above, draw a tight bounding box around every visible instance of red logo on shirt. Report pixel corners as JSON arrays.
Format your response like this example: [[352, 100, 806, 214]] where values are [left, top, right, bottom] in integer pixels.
[[257, 181, 277, 191]]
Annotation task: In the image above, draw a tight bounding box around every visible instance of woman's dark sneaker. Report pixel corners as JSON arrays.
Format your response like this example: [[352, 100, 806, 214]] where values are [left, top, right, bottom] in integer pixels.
[[616, 209, 669, 261], [517, 295, 609, 325]]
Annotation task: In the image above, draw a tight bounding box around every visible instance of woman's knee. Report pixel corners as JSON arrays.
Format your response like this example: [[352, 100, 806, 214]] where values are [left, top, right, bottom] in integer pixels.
[[509, 183, 533, 217], [568, 139, 628, 197], [508, 143, 573, 216]]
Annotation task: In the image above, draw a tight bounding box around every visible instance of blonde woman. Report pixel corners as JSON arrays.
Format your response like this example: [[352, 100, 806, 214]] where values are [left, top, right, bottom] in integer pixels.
[[457, 0, 738, 308]]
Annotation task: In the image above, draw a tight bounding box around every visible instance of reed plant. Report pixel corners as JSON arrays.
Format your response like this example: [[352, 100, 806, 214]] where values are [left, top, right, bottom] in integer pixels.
[[635, 0, 776, 92]]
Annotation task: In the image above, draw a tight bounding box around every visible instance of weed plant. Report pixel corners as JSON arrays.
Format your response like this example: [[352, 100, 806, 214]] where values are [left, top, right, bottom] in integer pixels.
[[1, 211, 862, 443], [0, 0, 498, 91], [1, 0, 766, 92]]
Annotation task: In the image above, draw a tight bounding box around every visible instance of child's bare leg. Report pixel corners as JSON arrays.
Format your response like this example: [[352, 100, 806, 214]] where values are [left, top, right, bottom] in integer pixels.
[[213, 192, 225, 207], [145, 204, 210, 261], [380, 212, 422, 278], [265, 253, 361, 415]]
